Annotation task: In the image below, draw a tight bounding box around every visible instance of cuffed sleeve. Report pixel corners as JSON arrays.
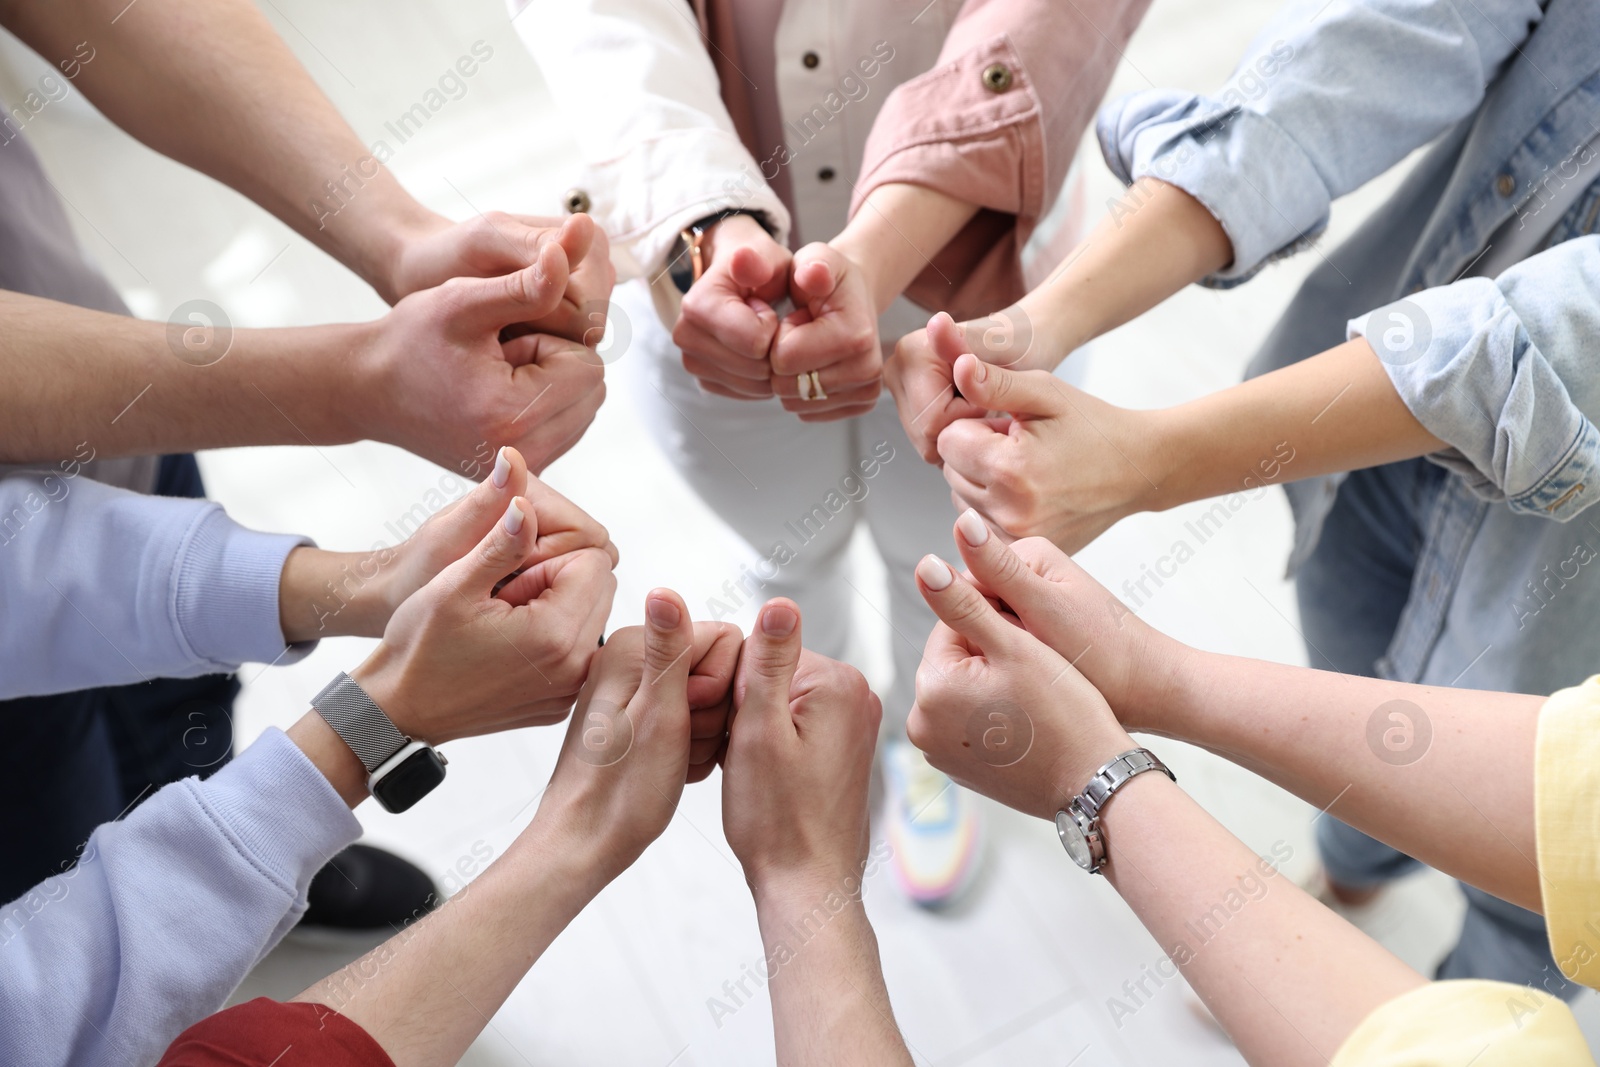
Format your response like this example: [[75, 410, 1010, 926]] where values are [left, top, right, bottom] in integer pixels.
[[1096, 0, 1543, 284], [1330, 980, 1593, 1066], [855, 0, 1149, 318], [1351, 237, 1600, 520], [0, 474, 312, 699], [1536, 675, 1600, 989], [0, 729, 362, 1067], [176, 508, 312, 672], [512, 0, 791, 279]]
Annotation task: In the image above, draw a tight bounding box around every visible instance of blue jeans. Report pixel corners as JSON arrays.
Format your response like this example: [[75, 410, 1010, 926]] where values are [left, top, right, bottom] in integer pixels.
[[1298, 459, 1578, 1000]]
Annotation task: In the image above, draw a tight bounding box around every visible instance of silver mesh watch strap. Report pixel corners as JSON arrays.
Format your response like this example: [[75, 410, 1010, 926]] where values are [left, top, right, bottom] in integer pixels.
[[1077, 748, 1175, 821], [312, 672, 409, 773]]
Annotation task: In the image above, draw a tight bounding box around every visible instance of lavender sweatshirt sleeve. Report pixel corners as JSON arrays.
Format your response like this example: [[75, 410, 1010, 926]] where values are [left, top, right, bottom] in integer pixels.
[[0, 727, 363, 1067], [0, 473, 315, 698]]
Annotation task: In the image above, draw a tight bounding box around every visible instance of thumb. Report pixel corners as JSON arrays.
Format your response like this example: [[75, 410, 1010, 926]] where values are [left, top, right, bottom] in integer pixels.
[[736, 599, 803, 716], [952, 352, 1062, 417], [641, 588, 694, 692], [554, 213, 595, 273], [438, 496, 538, 599], [789, 251, 839, 305], [927, 312, 973, 366], [914, 553, 1019, 655], [727, 245, 778, 291], [452, 244, 569, 335], [951, 508, 1049, 619]]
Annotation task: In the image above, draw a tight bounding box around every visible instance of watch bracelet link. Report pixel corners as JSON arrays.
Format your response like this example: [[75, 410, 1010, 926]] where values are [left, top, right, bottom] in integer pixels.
[[1077, 748, 1175, 822], [311, 672, 410, 773]]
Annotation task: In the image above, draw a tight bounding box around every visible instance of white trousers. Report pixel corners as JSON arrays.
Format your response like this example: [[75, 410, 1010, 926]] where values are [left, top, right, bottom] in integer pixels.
[[622, 280, 958, 730]]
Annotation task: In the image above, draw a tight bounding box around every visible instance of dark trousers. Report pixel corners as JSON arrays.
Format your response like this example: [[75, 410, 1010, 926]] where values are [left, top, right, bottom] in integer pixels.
[[0, 455, 238, 903]]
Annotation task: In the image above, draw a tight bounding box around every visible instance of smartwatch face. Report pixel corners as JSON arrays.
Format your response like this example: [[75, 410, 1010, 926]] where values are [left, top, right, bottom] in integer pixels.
[[1056, 810, 1094, 870], [372, 747, 448, 813]]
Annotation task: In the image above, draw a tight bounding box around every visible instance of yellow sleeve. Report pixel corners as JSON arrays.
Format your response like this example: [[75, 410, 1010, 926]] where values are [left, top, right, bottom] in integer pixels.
[[1538, 674, 1600, 988], [1331, 981, 1593, 1066]]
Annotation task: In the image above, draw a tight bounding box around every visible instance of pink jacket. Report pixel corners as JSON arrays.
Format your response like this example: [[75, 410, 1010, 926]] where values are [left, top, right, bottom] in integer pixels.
[[695, 0, 1150, 321]]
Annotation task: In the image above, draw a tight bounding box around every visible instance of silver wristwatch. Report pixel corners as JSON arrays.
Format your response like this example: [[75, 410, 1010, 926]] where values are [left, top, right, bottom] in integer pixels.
[[1055, 748, 1174, 874], [312, 672, 447, 814]]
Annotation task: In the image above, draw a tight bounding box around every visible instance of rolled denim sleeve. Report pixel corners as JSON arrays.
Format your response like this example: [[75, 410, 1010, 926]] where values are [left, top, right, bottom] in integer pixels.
[[1350, 236, 1600, 520], [1095, 0, 1544, 284]]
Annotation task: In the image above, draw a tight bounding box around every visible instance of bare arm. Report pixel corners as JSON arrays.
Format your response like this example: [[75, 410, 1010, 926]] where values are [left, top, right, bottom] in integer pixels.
[[931, 335, 1444, 550], [909, 536, 1426, 1066], [937, 519, 1549, 915], [831, 183, 979, 317], [1153, 651, 1544, 913], [0, 253, 607, 474], [1, 0, 431, 300], [723, 602, 911, 1067], [1016, 178, 1232, 367], [887, 179, 1231, 462], [292, 598, 738, 1066]]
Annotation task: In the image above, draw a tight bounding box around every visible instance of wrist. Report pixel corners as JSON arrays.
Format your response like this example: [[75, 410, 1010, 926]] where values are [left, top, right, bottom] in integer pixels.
[[701, 213, 775, 268], [750, 860, 869, 924], [522, 802, 634, 900], [348, 644, 431, 743], [1123, 406, 1187, 515], [286, 710, 370, 808], [279, 547, 396, 643], [827, 230, 893, 316], [358, 199, 448, 305], [1049, 721, 1140, 816], [340, 317, 396, 442], [1012, 290, 1086, 372]]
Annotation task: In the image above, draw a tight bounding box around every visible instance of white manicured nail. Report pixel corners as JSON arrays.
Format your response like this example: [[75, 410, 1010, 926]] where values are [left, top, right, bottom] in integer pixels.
[[503, 500, 524, 535], [491, 447, 511, 489], [956, 508, 990, 546], [917, 555, 953, 591]]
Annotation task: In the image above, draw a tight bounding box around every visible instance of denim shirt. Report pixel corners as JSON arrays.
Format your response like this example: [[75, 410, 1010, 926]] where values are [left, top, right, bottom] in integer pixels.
[[1098, 0, 1600, 692]]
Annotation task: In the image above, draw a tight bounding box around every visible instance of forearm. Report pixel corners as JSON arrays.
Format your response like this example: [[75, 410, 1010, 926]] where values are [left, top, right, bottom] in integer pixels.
[[1099, 774, 1424, 1066], [753, 878, 911, 1067], [832, 183, 978, 316], [1016, 179, 1231, 368], [0, 292, 371, 462], [2, 0, 433, 300], [291, 817, 601, 1067], [1142, 337, 1444, 512], [1147, 650, 1544, 912]]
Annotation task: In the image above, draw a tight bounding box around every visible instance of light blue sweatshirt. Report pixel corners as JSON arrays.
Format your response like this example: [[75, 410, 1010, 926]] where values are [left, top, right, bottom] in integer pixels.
[[0, 473, 362, 1065]]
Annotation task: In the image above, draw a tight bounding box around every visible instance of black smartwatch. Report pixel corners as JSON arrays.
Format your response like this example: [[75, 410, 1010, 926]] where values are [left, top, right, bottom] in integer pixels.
[[312, 672, 447, 813]]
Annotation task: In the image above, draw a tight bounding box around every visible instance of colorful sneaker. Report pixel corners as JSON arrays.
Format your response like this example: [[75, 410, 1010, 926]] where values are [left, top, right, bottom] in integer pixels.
[[883, 741, 983, 907]]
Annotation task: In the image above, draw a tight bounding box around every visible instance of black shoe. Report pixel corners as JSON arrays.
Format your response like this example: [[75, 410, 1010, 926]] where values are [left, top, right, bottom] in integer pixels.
[[295, 844, 440, 941]]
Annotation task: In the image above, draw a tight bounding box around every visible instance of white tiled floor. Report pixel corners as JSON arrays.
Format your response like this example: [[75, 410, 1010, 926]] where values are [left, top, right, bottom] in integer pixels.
[[8, 0, 1595, 1063]]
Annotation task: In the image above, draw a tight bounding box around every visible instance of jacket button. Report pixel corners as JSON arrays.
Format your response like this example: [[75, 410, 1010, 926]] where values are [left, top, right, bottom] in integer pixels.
[[818, 166, 836, 182], [981, 62, 1013, 93], [802, 51, 820, 69], [563, 188, 592, 214], [1495, 173, 1516, 198]]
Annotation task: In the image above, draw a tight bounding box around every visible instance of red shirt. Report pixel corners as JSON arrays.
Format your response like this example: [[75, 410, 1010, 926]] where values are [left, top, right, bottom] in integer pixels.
[[158, 998, 394, 1066]]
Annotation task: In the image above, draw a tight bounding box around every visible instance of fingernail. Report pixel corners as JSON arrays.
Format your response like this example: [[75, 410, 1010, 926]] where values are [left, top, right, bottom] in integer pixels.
[[761, 602, 797, 637], [502, 499, 524, 535], [491, 447, 511, 489], [646, 595, 681, 631], [917, 555, 953, 591], [970, 357, 988, 383], [956, 508, 990, 547]]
